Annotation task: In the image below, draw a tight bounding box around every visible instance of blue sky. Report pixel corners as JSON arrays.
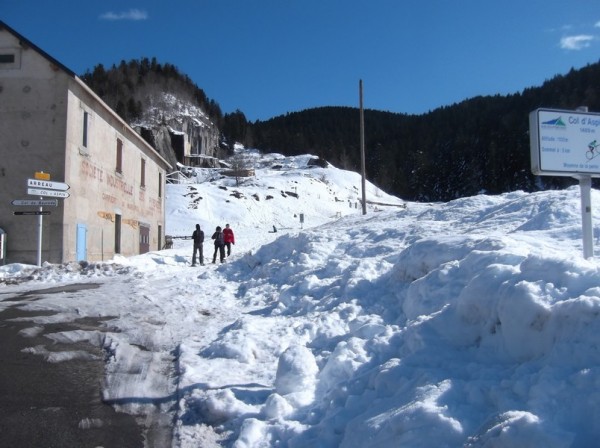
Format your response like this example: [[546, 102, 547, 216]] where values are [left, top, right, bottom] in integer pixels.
[[2, 1, 600, 121]]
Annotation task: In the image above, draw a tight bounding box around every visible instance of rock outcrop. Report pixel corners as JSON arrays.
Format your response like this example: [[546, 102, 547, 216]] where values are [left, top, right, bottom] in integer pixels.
[[132, 93, 224, 171]]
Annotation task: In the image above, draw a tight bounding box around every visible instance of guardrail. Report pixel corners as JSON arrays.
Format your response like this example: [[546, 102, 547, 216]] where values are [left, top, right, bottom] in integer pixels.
[[166, 171, 191, 184], [162, 235, 193, 249]]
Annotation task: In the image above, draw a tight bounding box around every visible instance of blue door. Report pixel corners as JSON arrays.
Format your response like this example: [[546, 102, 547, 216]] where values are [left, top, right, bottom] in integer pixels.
[[76, 223, 87, 261]]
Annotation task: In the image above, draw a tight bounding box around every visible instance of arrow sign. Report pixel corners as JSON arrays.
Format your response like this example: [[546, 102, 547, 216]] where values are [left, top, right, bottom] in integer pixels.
[[12, 199, 59, 207], [14, 211, 51, 216], [27, 179, 70, 191], [27, 188, 70, 198]]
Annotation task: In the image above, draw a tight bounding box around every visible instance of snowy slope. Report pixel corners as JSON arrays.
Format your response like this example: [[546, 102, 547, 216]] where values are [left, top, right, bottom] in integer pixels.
[[166, 152, 403, 240], [1, 152, 600, 448]]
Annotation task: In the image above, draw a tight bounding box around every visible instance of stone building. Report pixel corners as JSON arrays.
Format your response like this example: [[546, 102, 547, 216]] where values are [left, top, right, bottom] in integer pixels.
[[0, 21, 172, 265]]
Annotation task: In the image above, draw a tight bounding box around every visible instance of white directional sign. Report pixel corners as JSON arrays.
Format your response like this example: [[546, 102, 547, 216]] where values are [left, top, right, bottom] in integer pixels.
[[27, 188, 70, 198], [12, 199, 58, 207], [27, 179, 70, 191]]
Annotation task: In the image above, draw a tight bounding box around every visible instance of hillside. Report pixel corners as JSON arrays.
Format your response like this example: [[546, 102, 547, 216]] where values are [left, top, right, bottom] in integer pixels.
[[244, 61, 600, 201], [81, 57, 600, 202], [166, 150, 404, 239], [80, 58, 223, 126], [80, 59, 226, 169]]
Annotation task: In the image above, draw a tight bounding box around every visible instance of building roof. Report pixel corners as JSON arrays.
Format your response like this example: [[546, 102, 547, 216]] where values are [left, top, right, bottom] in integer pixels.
[[0, 20, 172, 171], [0, 20, 76, 78]]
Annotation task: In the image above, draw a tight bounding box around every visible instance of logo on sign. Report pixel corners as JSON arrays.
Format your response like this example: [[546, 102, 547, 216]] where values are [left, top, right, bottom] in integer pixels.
[[542, 117, 567, 129]]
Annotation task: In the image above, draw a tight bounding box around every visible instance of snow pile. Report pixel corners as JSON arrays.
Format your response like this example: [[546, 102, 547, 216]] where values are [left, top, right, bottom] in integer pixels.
[[1, 152, 600, 447]]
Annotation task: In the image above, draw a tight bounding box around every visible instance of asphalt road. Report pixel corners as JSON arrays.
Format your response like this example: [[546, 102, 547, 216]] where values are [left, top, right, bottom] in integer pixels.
[[0, 283, 146, 448]]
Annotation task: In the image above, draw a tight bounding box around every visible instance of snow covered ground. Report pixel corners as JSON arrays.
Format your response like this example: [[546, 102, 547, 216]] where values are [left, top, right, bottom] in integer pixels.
[[1, 152, 600, 447]]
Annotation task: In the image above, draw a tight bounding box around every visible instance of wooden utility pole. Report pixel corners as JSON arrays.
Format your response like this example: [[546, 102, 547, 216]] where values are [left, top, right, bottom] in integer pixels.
[[359, 79, 367, 215]]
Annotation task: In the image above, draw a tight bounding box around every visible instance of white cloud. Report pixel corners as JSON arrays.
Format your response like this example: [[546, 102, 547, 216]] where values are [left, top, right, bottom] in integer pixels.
[[100, 9, 148, 21], [560, 34, 595, 50], [595, 21, 600, 28]]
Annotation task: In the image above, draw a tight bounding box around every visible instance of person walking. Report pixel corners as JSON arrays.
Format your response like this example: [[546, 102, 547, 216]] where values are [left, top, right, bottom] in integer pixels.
[[211, 226, 226, 263], [223, 224, 235, 257], [191, 224, 204, 266]]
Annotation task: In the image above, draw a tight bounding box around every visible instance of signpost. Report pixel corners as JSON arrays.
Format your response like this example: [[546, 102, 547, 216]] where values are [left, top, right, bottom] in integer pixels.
[[530, 107, 600, 259], [11, 173, 71, 266]]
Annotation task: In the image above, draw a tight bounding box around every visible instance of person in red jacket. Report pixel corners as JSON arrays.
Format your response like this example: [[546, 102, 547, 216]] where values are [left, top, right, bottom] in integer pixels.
[[223, 223, 235, 257]]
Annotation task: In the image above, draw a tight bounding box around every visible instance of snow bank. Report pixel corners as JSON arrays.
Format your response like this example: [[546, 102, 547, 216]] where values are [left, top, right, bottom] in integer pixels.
[[2, 152, 600, 447]]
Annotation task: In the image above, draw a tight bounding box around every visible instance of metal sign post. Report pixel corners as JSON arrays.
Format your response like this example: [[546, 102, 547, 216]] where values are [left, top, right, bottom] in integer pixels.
[[577, 175, 594, 259], [16, 172, 71, 266], [575, 107, 594, 260], [37, 199, 43, 266]]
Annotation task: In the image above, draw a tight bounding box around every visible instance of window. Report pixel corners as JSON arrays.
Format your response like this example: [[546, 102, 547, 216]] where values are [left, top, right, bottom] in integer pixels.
[[0, 54, 15, 63], [158, 172, 162, 198], [116, 139, 123, 174], [82, 111, 89, 148], [141, 158, 146, 188], [0, 49, 20, 69]]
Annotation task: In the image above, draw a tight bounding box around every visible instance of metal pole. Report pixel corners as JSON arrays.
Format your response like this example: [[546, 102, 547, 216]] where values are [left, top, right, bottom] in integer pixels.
[[359, 80, 367, 215], [575, 106, 594, 259], [579, 175, 594, 259], [37, 198, 43, 266]]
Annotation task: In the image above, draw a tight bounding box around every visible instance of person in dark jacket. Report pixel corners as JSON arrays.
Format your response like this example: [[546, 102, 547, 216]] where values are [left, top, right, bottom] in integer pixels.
[[191, 224, 204, 266], [211, 226, 225, 263], [223, 224, 235, 257]]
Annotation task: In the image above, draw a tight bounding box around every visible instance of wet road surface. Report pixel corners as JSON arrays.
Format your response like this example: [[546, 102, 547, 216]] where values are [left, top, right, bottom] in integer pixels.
[[0, 283, 146, 448]]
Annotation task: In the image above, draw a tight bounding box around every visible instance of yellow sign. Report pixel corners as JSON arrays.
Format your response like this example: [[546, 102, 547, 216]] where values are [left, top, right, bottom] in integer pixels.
[[122, 219, 139, 229], [97, 211, 114, 222], [34, 171, 51, 180]]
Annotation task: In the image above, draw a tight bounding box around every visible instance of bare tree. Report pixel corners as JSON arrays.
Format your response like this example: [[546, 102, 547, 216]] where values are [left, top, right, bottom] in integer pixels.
[[229, 153, 254, 186]]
